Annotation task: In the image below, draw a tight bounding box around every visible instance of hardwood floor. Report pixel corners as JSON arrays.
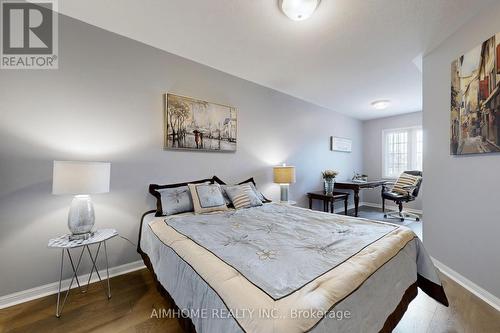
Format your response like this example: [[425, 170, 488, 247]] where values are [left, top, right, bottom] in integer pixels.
[[1, 268, 499, 333], [0, 269, 180, 333], [394, 273, 500, 333]]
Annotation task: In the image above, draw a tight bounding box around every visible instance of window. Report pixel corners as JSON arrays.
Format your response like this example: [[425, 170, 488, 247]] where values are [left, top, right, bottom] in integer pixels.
[[383, 127, 423, 178]]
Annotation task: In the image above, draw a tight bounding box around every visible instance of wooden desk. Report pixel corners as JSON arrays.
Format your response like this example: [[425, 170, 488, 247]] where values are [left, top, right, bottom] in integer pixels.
[[334, 180, 386, 217], [307, 191, 350, 215]]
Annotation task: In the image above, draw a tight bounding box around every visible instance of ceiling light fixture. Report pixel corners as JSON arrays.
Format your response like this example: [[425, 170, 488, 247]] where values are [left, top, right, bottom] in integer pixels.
[[279, 0, 320, 21], [371, 100, 391, 110]]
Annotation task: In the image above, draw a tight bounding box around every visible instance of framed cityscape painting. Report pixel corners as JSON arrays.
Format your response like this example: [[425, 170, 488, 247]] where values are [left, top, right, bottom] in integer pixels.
[[451, 33, 500, 155], [164, 93, 237, 152]]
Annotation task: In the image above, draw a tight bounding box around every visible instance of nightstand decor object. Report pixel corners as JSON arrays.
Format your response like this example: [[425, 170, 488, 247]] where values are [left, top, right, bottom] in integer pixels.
[[273, 164, 296, 203], [321, 169, 339, 195], [48, 228, 118, 317], [52, 161, 111, 240]]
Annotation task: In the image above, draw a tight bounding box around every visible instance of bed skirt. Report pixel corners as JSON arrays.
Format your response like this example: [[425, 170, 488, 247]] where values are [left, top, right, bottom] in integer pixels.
[[139, 247, 197, 333]]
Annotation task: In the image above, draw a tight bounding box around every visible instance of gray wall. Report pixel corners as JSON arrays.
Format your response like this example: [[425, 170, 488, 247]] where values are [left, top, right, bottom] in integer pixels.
[[423, 2, 500, 298], [362, 112, 422, 210], [0, 15, 363, 296]]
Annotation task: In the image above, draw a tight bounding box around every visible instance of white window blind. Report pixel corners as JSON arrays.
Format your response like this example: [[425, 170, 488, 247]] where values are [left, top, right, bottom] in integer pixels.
[[382, 127, 423, 178]]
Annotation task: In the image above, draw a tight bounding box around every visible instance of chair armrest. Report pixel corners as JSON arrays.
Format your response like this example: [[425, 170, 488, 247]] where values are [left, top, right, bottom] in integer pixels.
[[401, 185, 418, 196], [382, 183, 417, 196], [382, 182, 396, 191]]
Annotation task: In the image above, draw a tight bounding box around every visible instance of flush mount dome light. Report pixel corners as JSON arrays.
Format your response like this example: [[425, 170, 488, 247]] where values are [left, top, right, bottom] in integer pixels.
[[371, 100, 391, 110], [279, 0, 320, 21]]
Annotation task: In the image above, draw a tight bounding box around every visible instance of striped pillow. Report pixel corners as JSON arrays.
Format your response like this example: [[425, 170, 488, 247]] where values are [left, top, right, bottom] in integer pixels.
[[224, 184, 263, 209], [232, 192, 253, 209], [392, 173, 421, 195]]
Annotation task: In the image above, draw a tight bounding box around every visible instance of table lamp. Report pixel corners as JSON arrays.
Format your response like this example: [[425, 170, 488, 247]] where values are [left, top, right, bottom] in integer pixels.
[[52, 161, 111, 240], [273, 164, 296, 203]]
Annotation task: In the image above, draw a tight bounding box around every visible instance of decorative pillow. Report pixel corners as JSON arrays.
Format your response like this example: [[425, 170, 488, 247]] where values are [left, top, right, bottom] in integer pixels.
[[188, 183, 228, 214], [219, 184, 232, 205], [149, 178, 213, 216], [224, 184, 263, 209], [246, 182, 269, 203], [392, 173, 421, 195], [213, 176, 271, 203], [159, 186, 193, 216]]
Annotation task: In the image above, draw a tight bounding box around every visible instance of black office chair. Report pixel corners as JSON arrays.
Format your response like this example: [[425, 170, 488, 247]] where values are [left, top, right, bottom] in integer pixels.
[[381, 171, 422, 222]]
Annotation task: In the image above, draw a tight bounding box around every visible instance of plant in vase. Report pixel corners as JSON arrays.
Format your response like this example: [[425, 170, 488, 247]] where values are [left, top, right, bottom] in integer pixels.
[[322, 170, 339, 195]]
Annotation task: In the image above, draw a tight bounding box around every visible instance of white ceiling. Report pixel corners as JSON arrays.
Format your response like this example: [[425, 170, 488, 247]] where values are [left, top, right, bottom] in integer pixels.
[[59, 0, 496, 120]]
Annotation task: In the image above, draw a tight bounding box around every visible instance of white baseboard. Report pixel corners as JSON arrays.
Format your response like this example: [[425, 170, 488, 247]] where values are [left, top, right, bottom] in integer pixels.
[[0, 260, 145, 309], [361, 202, 423, 214], [431, 257, 500, 312]]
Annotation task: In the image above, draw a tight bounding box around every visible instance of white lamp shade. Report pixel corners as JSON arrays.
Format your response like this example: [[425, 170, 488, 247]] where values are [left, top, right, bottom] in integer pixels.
[[52, 161, 111, 195]]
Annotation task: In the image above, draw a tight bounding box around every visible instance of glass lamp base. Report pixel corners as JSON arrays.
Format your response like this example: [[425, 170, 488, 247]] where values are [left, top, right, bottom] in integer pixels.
[[280, 184, 290, 202], [68, 195, 95, 236], [69, 231, 95, 241]]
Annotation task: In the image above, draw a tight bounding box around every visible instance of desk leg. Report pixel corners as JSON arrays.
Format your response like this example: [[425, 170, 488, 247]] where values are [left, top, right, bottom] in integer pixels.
[[354, 189, 360, 217], [344, 197, 348, 215], [309, 197, 312, 209]]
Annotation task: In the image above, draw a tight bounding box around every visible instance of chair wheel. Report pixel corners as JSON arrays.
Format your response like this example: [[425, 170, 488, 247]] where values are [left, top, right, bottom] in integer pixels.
[[400, 218, 404, 222], [384, 214, 387, 218], [416, 217, 420, 221]]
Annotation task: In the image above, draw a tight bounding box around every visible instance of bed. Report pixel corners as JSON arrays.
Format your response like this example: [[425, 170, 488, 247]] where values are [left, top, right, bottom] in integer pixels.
[[138, 202, 448, 333]]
